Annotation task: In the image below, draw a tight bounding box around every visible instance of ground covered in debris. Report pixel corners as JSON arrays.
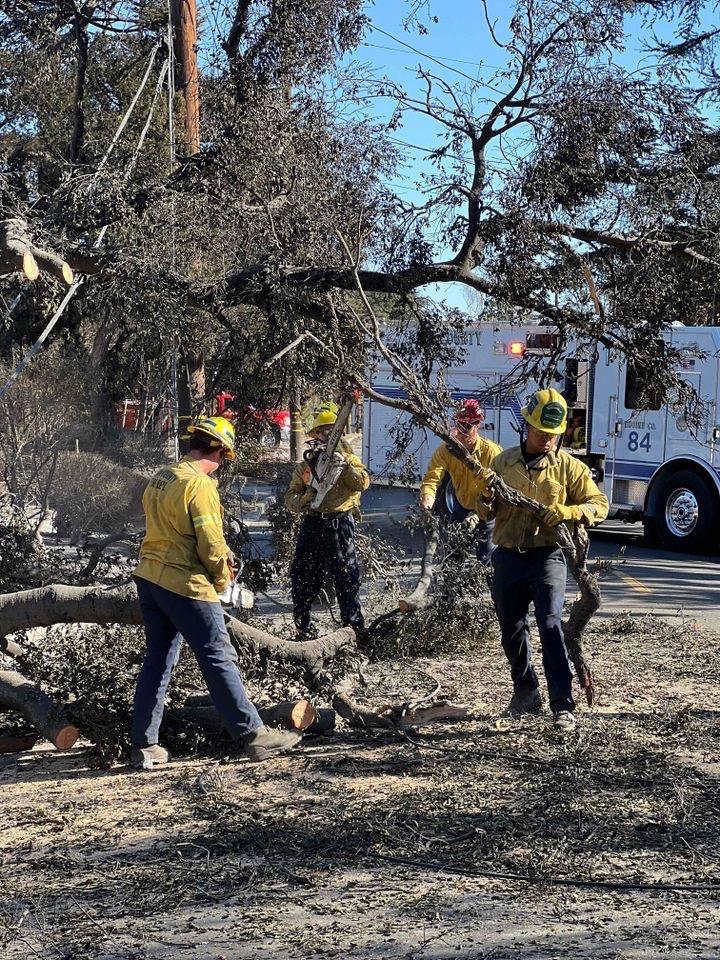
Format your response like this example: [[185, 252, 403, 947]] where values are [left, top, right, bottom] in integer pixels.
[[2, 613, 720, 960]]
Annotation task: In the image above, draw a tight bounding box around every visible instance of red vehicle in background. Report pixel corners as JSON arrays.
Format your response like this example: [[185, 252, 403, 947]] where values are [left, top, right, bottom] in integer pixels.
[[114, 392, 290, 447], [215, 392, 290, 448]]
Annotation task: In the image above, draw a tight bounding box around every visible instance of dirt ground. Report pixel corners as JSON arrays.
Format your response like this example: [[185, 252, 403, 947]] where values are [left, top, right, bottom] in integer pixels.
[[2, 614, 720, 960]]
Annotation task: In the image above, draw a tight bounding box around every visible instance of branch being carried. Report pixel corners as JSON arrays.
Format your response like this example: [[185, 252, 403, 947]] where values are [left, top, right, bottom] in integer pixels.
[[335, 236, 600, 704]]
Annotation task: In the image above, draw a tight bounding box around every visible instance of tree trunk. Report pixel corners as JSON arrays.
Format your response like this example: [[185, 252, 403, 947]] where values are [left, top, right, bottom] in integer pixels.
[[0, 584, 356, 673], [69, 9, 92, 165], [0, 670, 79, 750]]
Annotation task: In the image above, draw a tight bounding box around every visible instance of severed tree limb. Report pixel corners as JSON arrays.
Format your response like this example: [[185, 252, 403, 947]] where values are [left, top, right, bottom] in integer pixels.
[[0, 669, 79, 750], [0, 219, 73, 284], [398, 515, 441, 613], [333, 693, 469, 731], [0, 637, 24, 659], [178, 696, 320, 733], [562, 525, 599, 704], [0, 583, 356, 674]]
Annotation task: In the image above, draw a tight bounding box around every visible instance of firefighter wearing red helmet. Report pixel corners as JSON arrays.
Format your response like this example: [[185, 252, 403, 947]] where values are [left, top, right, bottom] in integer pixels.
[[419, 399, 502, 563]]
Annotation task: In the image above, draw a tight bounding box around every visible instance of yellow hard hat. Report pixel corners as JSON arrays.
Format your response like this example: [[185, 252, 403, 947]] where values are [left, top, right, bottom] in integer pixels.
[[521, 388, 568, 435], [186, 415, 237, 460], [309, 400, 339, 434]]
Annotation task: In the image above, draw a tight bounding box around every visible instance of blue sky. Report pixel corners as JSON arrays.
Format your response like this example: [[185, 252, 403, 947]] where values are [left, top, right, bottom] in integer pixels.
[[337, 1, 718, 313]]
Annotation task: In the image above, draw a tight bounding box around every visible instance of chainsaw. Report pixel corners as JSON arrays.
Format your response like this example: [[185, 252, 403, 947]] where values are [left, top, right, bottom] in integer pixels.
[[303, 395, 355, 509]]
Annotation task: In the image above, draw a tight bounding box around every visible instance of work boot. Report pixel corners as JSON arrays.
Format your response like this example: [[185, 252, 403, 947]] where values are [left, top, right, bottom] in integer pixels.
[[502, 688, 543, 718], [553, 711, 577, 733], [130, 744, 169, 771], [240, 725, 302, 763]]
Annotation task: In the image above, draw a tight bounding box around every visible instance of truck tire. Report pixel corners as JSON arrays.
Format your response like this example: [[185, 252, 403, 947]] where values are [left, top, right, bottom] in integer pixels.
[[653, 468, 720, 553], [258, 422, 281, 448]]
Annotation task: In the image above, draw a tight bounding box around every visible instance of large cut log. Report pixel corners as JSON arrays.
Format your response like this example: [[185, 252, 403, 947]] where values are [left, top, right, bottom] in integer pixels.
[[333, 693, 469, 731], [0, 637, 24, 659], [0, 218, 73, 284], [0, 584, 356, 673], [0, 670, 79, 750], [183, 694, 319, 732]]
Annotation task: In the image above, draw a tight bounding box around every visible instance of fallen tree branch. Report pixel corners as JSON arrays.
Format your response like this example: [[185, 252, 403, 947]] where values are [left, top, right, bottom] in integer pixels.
[[0, 669, 79, 750], [0, 583, 357, 673], [333, 693, 469, 731], [398, 517, 441, 613]]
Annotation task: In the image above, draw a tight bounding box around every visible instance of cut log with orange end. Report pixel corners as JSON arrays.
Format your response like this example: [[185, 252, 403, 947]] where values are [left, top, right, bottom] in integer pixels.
[[259, 699, 319, 731], [183, 694, 319, 732], [0, 670, 80, 751], [22, 249, 39, 281]]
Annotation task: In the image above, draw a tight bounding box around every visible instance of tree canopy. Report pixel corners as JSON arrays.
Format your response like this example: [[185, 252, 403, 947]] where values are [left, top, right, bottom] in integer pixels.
[[0, 0, 719, 414]]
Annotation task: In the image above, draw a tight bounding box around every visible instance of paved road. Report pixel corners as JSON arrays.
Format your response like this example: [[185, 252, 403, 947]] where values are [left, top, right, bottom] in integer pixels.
[[237, 480, 720, 632], [361, 486, 720, 632]]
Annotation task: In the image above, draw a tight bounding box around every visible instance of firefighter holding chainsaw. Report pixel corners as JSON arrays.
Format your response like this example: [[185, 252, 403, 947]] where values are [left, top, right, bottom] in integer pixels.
[[420, 399, 502, 563], [477, 389, 608, 732], [284, 401, 370, 641]]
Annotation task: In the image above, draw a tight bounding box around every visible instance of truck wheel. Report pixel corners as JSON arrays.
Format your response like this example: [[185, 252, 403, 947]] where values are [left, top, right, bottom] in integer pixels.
[[654, 468, 719, 553], [258, 422, 281, 448]]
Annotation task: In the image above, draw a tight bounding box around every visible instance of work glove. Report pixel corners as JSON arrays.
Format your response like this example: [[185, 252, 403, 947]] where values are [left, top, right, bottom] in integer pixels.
[[541, 503, 584, 527], [474, 466, 496, 499]]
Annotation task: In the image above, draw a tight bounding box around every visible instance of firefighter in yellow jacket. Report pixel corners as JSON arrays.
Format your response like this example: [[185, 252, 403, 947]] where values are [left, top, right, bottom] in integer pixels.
[[285, 401, 370, 640], [479, 389, 608, 732], [420, 399, 502, 562], [131, 416, 300, 769]]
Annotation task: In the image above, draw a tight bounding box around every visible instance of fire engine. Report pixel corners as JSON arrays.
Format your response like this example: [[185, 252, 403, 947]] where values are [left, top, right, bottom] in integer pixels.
[[363, 322, 720, 553]]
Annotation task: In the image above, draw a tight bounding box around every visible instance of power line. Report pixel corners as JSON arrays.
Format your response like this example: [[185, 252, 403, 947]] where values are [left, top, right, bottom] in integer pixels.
[[361, 39, 501, 71], [368, 24, 501, 87]]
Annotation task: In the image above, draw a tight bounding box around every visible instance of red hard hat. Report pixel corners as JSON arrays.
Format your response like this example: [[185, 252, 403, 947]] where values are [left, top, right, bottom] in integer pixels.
[[455, 398, 485, 425]]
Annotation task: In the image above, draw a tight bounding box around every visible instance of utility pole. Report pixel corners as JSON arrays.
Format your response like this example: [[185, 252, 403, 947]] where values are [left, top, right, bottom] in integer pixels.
[[170, 0, 206, 443], [170, 0, 200, 155]]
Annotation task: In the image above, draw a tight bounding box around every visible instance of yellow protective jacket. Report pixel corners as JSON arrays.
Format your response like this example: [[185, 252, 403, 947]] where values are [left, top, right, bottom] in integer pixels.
[[134, 457, 230, 601], [284, 440, 370, 516], [420, 436, 502, 511], [481, 446, 609, 550]]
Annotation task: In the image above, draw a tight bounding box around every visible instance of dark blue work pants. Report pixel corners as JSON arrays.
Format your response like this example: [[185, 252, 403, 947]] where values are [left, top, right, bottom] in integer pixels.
[[491, 546, 575, 712], [131, 577, 262, 747], [290, 512, 364, 634]]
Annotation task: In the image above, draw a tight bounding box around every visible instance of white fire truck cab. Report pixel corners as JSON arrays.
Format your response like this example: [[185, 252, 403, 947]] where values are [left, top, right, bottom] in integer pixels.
[[363, 322, 720, 553]]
